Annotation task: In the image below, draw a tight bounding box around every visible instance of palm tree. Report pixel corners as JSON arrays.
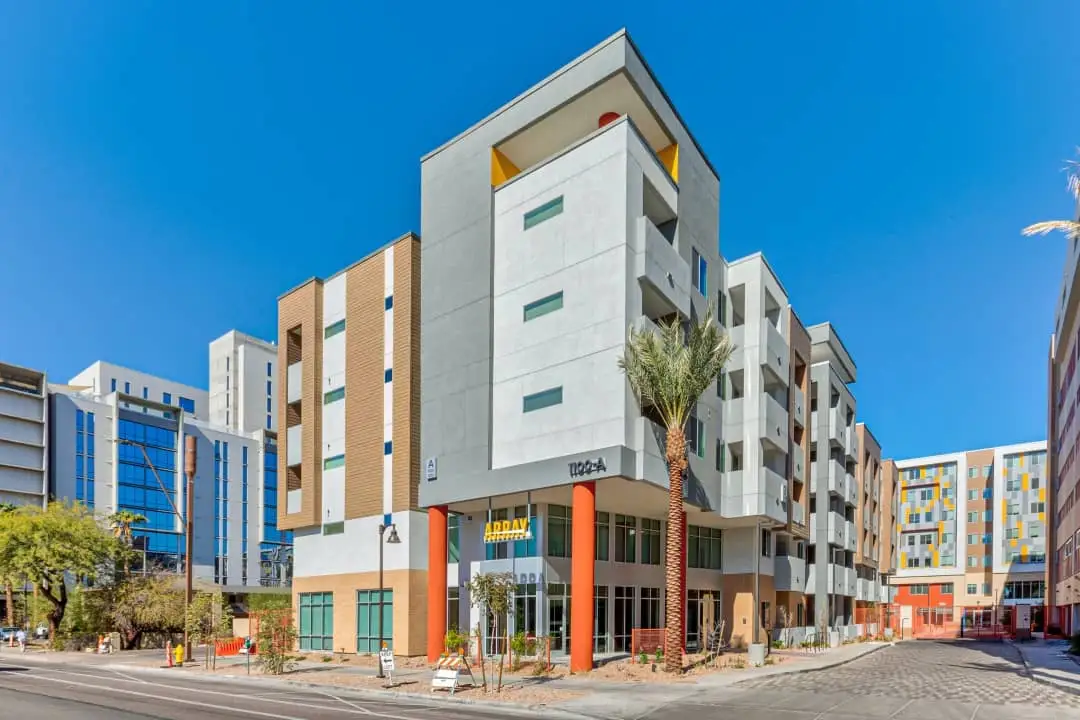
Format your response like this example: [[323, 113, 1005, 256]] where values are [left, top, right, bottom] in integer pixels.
[[108, 510, 147, 576], [1022, 150, 1080, 242], [618, 306, 733, 672], [0, 503, 16, 626]]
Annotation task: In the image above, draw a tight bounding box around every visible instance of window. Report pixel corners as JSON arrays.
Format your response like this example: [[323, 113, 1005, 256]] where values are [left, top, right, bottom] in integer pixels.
[[1031, 502, 1045, 513], [1007, 503, 1020, 516], [1032, 476, 1041, 489], [921, 488, 932, 501], [267, 362, 273, 377], [967, 511, 978, 522], [910, 584, 929, 595], [547, 505, 571, 558], [1005, 528, 1019, 539], [940, 583, 954, 595], [179, 397, 195, 413], [715, 440, 725, 472], [967, 584, 977, 595], [688, 525, 722, 569], [942, 532, 954, 543], [717, 370, 726, 400], [163, 392, 172, 405], [486, 508, 508, 561], [691, 248, 707, 295], [324, 387, 345, 404], [920, 534, 933, 546], [266, 380, 272, 396], [448, 514, 460, 563], [111, 379, 117, 392], [983, 554, 992, 567], [325, 319, 345, 339], [523, 292, 563, 322], [523, 387, 562, 413], [1003, 581, 1045, 601], [356, 589, 393, 653], [124, 381, 131, 394], [967, 533, 978, 545], [982, 583, 991, 595], [967, 489, 978, 500], [983, 487, 993, 499], [687, 409, 705, 458], [1030, 523, 1042, 538], [324, 455, 345, 471], [142, 386, 148, 400], [266, 397, 272, 412], [266, 415, 272, 429], [906, 535, 915, 546], [983, 510, 991, 521], [322, 521, 345, 535], [923, 512, 933, 522], [384, 369, 392, 383], [1006, 479, 1020, 491], [640, 519, 661, 565], [383, 441, 392, 455], [984, 465, 991, 476], [384, 295, 393, 310], [968, 467, 976, 478], [298, 592, 334, 651], [614, 514, 636, 563], [967, 556, 978, 567], [513, 505, 537, 558], [761, 529, 772, 557], [523, 196, 564, 229], [595, 512, 610, 561]]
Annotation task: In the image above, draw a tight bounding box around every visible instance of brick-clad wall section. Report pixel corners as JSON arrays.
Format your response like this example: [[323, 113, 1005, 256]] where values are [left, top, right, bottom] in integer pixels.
[[344, 255, 384, 520], [393, 235, 421, 512], [278, 280, 323, 531], [856, 425, 881, 569], [787, 311, 811, 541]]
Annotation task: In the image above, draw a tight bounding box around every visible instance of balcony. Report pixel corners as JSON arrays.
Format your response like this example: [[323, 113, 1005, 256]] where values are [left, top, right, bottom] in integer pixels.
[[763, 465, 788, 523], [811, 460, 844, 496], [828, 407, 844, 445], [844, 473, 858, 506], [845, 520, 857, 552], [842, 567, 858, 597], [635, 417, 668, 488], [760, 392, 789, 451], [724, 396, 744, 427], [774, 556, 807, 593], [287, 361, 303, 404], [792, 501, 806, 527], [844, 425, 857, 460], [286, 425, 302, 467], [286, 489, 302, 515], [829, 511, 845, 546], [761, 321, 789, 387], [792, 385, 805, 427], [793, 444, 806, 484], [635, 216, 690, 317]]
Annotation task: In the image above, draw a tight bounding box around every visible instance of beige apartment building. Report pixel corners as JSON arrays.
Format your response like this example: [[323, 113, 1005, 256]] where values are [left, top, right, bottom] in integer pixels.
[[277, 232, 428, 655]]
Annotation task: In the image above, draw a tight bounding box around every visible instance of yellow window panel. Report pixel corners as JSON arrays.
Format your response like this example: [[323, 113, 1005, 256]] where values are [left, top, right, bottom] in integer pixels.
[[1021, 545, 1029, 558], [900, 551, 907, 567], [1021, 473, 1029, 491], [932, 550, 939, 566], [1039, 511, 1046, 523], [1040, 487, 1047, 502], [1020, 455, 1025, 468], [920, 467, 926, 478], [1018, 520, 1024, 536], [938, 521, 944, 535], [1010, 538, 1018, 548]]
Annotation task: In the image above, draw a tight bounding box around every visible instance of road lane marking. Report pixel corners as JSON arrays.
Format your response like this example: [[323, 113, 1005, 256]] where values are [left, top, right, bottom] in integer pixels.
[[15, 672, 309, 720], [18, 665, 442, 720]]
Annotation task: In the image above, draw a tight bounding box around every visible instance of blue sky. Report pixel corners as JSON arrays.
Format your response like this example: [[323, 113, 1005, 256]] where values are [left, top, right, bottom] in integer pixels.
[[1, 2, 1077, 459]]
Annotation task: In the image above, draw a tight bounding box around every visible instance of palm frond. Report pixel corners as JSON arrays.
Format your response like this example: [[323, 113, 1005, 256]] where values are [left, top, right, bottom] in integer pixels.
[[1021, 220, 1080, 238], [618, 305, 734, 433]]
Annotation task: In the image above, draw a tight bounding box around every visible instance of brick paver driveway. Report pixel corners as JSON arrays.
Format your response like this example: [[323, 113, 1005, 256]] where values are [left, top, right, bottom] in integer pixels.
[[648, 641, 1080, 720]]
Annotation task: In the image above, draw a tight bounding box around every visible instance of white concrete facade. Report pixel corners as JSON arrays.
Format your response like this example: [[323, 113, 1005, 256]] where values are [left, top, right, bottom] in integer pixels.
[[209, 330, 278, 434], [0, 362, 49, 507], [70, 361, 209, 421]]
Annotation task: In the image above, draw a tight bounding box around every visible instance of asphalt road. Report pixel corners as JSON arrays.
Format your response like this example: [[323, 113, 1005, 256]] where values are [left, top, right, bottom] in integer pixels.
[[0, 660, 525, 720]]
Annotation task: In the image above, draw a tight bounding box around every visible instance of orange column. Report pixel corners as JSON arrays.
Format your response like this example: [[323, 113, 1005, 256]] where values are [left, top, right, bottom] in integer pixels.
[[570, 481, 596, 673], [427, 505, 448, 662]]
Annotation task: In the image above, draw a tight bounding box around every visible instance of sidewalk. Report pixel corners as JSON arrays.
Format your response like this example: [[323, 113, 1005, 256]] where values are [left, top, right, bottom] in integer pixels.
[[5, 641, 891, 719], [1013, 639, 1080, 695]]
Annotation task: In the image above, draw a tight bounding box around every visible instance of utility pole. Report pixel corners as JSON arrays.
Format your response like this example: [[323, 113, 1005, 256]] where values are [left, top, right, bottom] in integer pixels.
[[184, 435, 197, 660]]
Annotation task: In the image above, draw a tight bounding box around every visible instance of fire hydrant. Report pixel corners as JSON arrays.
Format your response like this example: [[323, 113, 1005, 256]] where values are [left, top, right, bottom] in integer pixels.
[[173, 644, 185, 667]]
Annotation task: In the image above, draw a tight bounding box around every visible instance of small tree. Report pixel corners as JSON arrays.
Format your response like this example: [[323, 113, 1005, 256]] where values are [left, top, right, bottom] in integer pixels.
[[185, 591, 233, 669], [465, 571, 515, 691], [108, 511, 147, 577], [776, 604, 791, 648], [108, 574, 186, 650], [0, 503, 16, 626], [254, 607, 296, 675]]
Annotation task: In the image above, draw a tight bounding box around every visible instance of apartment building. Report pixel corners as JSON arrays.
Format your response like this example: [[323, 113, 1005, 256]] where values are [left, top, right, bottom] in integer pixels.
[[49, 358, 292, 589], [209, 330, 278, 434], [277, 233, 424, 655], [0, 361, 49, 507], [1049, 216, 1080, 633], [890, 443, 1047, 629], [415, 31, 894, 669]]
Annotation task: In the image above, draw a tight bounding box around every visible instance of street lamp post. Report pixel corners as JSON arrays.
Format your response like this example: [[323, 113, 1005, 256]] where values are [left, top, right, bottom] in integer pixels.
[[376, 520, 401, 679]]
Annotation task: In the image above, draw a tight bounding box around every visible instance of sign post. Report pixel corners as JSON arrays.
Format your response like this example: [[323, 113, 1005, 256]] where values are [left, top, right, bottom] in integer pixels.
[[379, 647, 395, 686]]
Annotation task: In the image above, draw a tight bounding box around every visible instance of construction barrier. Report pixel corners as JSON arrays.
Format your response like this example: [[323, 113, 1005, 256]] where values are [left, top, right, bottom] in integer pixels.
[[431, 654, 475, 695], [215, 637, 246, 657], [630, 628, 665, 661]]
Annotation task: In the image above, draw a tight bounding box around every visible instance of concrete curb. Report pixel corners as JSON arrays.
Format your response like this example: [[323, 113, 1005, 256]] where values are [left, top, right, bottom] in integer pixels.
[[4, 653, 601, 720], [1010, 641, 1080, 697], [698, 642, 892, 688]]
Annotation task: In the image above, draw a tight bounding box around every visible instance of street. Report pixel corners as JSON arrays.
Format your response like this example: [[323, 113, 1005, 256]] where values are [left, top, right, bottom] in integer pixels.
[[1, 642, 1079, 720]]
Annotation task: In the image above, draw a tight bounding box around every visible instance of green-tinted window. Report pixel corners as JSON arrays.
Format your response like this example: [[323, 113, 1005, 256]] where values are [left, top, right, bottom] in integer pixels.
[[523, 196, 564, 230], [356, 589, 393, 653], [323, 454, 345, 471], [298, 591, 334, 651], [324, 387, 345, 404], [595, 511, 610, 561], [547, 504, 572, 558], [715, 441, 725, 472], [523, 387, 562, 413], [523, 292, 563, 322], [448, 514, 461, 563], [322, 521, 345, 535], [324, 319, 345, 339], [640, 518, 661, 565]]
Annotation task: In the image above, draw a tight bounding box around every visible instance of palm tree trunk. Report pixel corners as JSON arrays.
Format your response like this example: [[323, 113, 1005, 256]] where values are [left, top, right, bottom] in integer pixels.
[[664, 427, 687, 673]]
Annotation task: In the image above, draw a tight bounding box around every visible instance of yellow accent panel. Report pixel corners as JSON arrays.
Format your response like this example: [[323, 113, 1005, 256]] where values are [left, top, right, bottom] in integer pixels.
[[900, 551, 907, 567], [658, 144, 679, 183], [490, 147, 521, 186], [933, 486, 940, 501], [1020, 454, 1025, 468], [1018, 520, 1024, 538], [1010, 538, 1018, 548], [1040, 487, 1047, 502], [1001, 500, 1006, 521], [932, 550, 939, 567], [1022, 473, 1029, 491], [1021, 545, 1029, 559], [920, 467, 926, 478], [938, 521, 944, 535], [1039, 511, 1046, 523]]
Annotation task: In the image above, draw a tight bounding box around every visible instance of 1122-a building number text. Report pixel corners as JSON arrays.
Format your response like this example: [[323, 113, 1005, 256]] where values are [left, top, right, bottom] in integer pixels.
[[568, 457, 607, 478]]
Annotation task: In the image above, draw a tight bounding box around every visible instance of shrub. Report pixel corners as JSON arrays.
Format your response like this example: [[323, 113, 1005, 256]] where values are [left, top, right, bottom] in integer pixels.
[[444, 626, 469, 655]]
